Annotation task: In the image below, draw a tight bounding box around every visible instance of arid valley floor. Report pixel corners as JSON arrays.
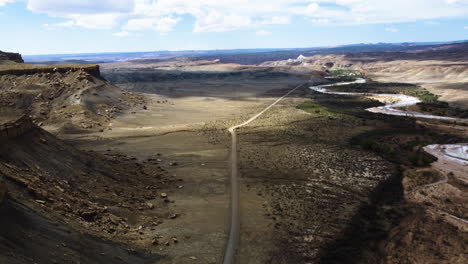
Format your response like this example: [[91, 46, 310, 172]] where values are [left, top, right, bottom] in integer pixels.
[[0, 43, 467, 264]]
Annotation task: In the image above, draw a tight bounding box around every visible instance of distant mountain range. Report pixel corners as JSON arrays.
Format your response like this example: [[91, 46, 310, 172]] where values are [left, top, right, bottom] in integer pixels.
[[23, 40, 468, 65]]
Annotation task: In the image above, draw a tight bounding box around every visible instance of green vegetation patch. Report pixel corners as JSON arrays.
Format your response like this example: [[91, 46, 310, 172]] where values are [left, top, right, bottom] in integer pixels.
[[321, 81, 467, 119], [330, 69, 362, 77], [358, 139, 395, 155], [297, 100, 344, 119], [297, 101, 327, 113], [407, 89, 439, 103], [353, 129, 447, 167], [325, 82, 439, 104], [403, 169, 442, 191], [326, 82, 416, 94]]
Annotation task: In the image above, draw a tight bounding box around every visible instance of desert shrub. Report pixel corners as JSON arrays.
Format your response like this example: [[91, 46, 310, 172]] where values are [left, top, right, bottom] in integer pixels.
[[359, 139, 394, 155], [408, 89, 439, 103], [330, 69, 362, 78], [408, 153, 434, 166]]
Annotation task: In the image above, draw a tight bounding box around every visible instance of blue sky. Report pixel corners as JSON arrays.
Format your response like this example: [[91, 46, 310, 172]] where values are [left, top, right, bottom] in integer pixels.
[[0, 0, 467, 55]]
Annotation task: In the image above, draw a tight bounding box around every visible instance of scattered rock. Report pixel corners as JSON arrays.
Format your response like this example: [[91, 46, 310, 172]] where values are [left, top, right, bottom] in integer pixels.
[[160, 193, 168, 198], [79, 210, 98, 222], [169, 214, 178, 219]]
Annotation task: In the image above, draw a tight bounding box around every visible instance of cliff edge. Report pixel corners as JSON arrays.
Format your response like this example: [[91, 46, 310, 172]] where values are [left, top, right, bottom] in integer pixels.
[[0, 51, 24, 64]]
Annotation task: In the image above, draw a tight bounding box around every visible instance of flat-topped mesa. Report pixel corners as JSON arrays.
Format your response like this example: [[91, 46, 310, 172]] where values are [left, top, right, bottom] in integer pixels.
[[0, 50, 100, 77], [0, 64, 101, 77], [0, 51, 24, 63]]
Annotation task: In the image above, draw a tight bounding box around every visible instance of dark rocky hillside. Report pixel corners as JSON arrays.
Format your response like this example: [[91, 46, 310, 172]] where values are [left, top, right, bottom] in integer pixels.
[[0, 51, 24, 64]]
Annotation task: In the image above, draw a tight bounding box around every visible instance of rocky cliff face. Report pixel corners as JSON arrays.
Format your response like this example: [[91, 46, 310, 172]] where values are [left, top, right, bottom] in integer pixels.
[[0, 51, 24, 64], [0, 68, 146, 132], [0, 175, 5, 204]]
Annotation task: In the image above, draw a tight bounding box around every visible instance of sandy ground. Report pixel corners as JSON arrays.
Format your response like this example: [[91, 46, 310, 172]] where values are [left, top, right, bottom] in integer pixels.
[[387, 143, 468, 264], [61, 75, 398, 263], [421, 82, 468, 109], [233, 94, 395, 263], [3, 61, 465, 263], [64, 77, 311, 263], [61, 74, 467, 263], [364, 62, 468, 109], [424, 144, 468, 180]]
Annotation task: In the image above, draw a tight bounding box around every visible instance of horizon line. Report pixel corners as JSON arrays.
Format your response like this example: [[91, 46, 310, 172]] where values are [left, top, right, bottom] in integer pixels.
[[17, 39, 468, 57]]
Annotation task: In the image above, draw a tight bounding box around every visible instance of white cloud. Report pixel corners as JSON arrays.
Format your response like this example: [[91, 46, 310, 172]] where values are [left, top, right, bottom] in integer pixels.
[[9, 0, 468, 34], [43, 20, 75, 30], [71, 14, 122, 29], [27, 0, 134, 15], [310, 0, 468, 24], [113, 30, 130, 37], [256, 29, 271, 36], [305, 3, 320, 15], [124, 18, 157, 31], [464, 26, 468, 29], [193, 11, 251, 33], [385, 27, 399, 33], [310, 18, 329, 24], [0, 0, 15, 7], [27, 0, 130, 29], [261, 16, 289, 25], [124, 16, 180, 33], [445, 0, 468, 3], [156, 16, 181, 33]]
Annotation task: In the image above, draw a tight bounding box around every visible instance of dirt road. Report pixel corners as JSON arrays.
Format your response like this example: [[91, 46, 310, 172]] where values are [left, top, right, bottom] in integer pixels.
[[223, 83, 304, 264]]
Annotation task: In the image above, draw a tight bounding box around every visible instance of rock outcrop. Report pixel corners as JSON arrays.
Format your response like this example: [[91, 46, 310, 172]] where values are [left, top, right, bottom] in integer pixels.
[[0, 64, 100, 77], [0, 68, 146, 131], [0, 51, 24, 64], [0, 115, 35, 141], [0, 175, 5, 204]]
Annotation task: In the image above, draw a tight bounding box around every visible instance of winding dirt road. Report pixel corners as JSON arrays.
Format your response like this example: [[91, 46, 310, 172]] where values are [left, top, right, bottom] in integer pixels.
[[223, 84, 304, 264], [223, 80, 466, 263]]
